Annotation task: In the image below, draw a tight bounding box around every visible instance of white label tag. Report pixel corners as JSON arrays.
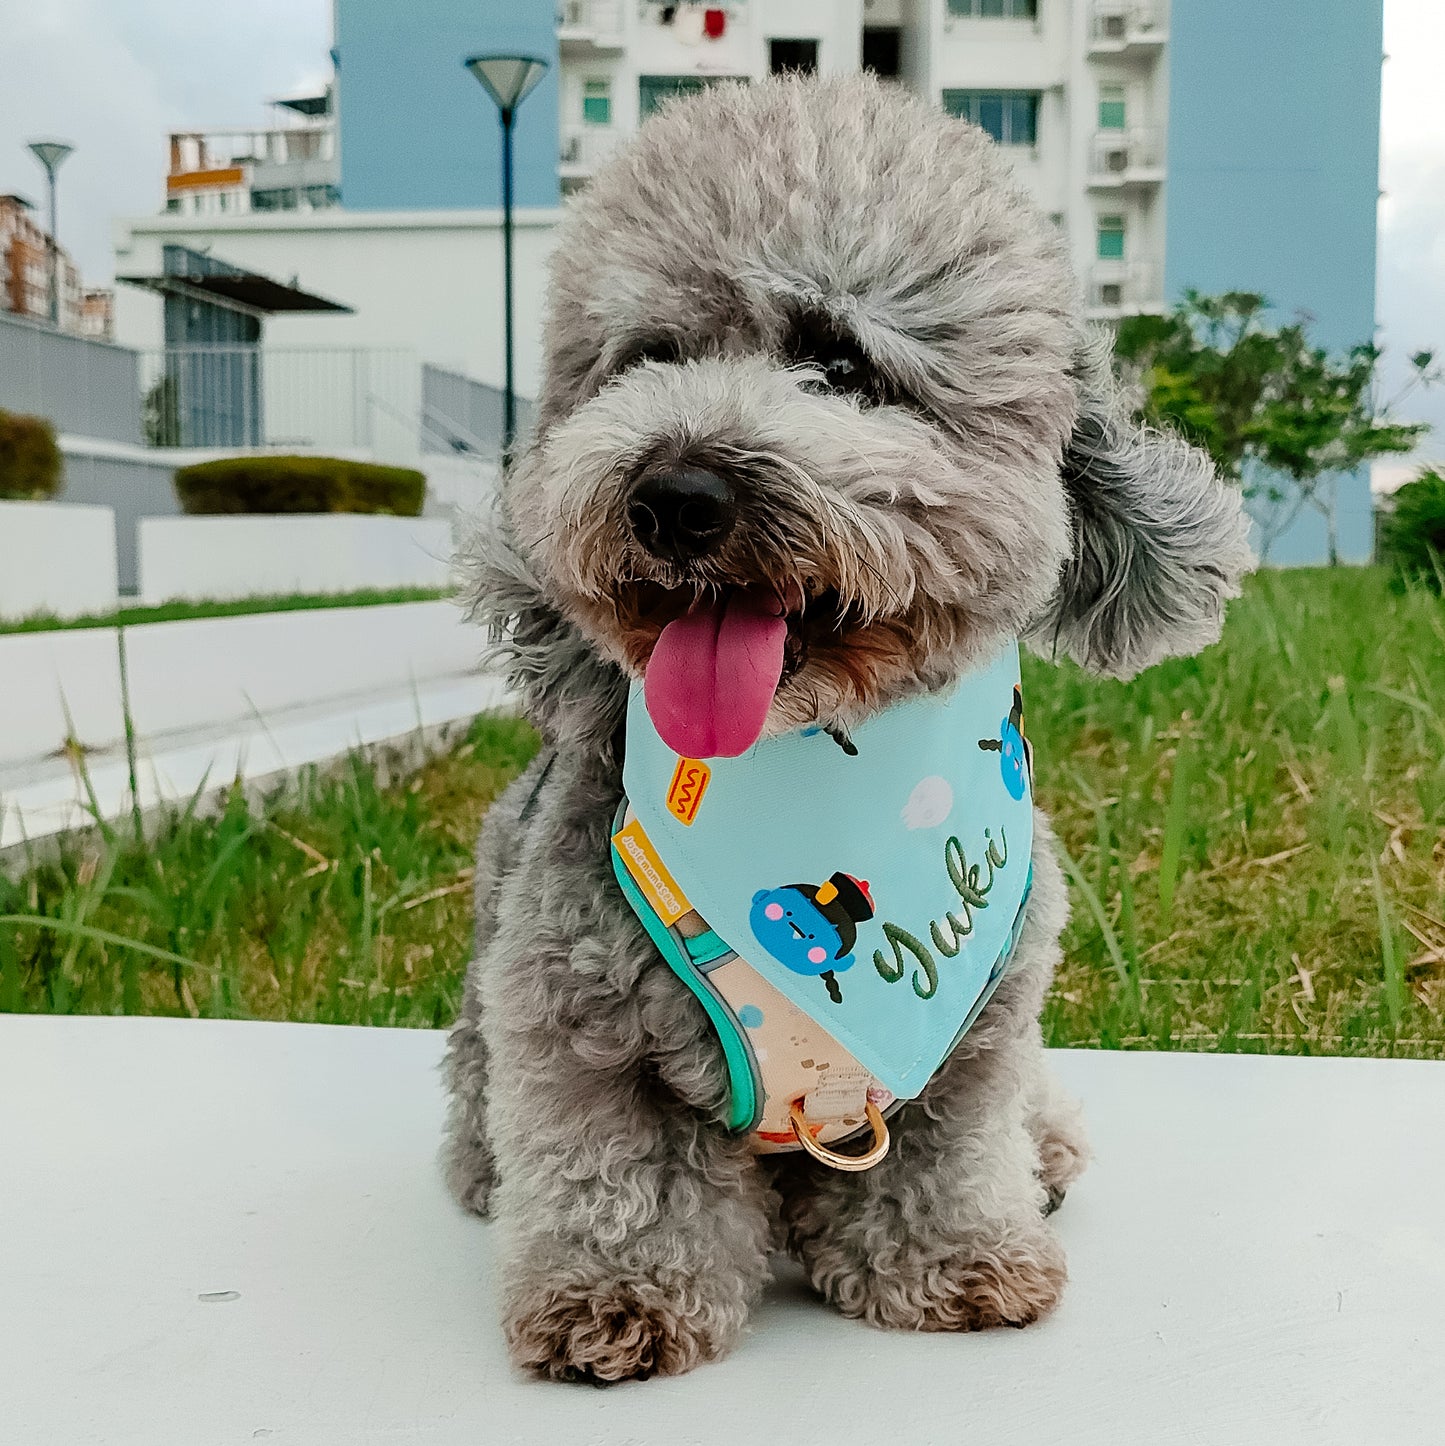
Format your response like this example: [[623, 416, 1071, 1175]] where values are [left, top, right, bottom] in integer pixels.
[[802, 1069, 871, 1123]]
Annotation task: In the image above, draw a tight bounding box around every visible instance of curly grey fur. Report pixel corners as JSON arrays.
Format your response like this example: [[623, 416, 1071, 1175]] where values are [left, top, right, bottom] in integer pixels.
[[444, 74, 1245, 1383], [1031, 343, 1256, 677]]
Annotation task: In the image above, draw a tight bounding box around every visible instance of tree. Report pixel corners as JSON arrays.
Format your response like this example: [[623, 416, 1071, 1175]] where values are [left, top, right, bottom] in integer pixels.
[[142, 373, 181, 448], [1115, 291, 1435, 564]]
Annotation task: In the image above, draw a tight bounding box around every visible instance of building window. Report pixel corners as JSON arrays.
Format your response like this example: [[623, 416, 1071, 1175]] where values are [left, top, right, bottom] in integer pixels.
[[862, 26, 902, 77], [1096, 214, 1126, 260], [583, 78, 611, 125], [252, 187, 299, 212], [946, 0, 1037, 18], [638, 74, 747, 119], [770, 39, 819, 75], [1098, 85, 1126, 130], [942, 90, 1040, 146]]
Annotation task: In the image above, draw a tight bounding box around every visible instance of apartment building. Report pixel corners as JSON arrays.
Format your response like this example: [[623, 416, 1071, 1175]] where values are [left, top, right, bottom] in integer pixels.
[[550, 0, 1169, 321], [165, 90, 340, 219], [160, 0, 1378, 352], [0, 192, 110, 338]]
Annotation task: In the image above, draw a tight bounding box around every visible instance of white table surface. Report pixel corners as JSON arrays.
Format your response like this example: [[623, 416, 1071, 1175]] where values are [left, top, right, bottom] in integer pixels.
[[1, 1015, 1440, 1446]]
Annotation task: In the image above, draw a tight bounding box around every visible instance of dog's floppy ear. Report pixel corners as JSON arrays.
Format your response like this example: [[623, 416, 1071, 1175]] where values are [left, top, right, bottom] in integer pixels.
[[1029, 340, 1253, 678]]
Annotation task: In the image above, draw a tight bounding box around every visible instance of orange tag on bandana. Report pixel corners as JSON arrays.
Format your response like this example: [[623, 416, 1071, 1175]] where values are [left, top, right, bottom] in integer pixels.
[[666, 757, 711, 825]]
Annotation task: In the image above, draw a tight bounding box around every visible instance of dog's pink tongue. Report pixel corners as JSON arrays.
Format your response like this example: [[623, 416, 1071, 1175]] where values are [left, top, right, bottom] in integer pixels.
[[644, 589, 787, 759]]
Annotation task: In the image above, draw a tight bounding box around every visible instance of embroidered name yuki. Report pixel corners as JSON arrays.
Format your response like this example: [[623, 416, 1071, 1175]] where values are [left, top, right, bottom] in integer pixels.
[[871, 829, 1010, 1000]]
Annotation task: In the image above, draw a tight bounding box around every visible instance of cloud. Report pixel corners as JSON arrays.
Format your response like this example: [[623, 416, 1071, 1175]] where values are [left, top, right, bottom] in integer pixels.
[[0, 0, 329, 286], [1377, 0, 1445, 461]]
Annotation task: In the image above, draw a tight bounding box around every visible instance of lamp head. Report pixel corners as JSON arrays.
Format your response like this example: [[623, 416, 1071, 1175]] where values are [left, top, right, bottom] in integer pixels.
[[27, 140, 74, 176], [464, 55, 549, 115]]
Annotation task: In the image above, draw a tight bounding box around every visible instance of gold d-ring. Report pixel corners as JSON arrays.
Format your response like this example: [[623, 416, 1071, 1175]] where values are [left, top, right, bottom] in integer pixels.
[[788, 1099, 891, 1172]]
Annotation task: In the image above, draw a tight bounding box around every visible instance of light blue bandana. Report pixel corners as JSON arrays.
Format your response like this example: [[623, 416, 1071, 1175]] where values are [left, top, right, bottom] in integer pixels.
[[614, 641, 1035, 1107]]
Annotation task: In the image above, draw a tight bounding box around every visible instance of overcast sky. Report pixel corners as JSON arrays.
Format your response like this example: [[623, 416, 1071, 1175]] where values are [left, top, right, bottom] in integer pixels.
[[1, 0, 1441, 456]]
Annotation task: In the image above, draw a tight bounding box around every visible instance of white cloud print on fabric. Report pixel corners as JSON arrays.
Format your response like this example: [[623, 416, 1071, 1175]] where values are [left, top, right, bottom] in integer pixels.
[[901, 775, 954, 831]]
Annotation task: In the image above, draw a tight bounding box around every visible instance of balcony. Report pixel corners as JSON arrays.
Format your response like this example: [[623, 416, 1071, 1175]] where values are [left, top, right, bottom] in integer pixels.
[[1087, 1, 1167, 56], [1086, 261, 1164, 320], [558, 0, 624, 53], [560, 126, 622, 185], [167, 124, 339, 210], [1086, 128, 1164, 189], [168, 125, 336, 176]]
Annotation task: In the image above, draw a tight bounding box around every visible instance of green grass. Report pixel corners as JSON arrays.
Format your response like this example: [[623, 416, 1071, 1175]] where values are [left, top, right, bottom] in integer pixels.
[[3, 567, 1444, 1059], [0, 586, 452, 636], [1031, 567, 1445, 1057], [0, 716, 537, 1026]]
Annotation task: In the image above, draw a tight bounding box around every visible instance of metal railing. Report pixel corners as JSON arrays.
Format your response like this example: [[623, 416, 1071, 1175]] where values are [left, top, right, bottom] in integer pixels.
[[137, 346, 421, 461], [558, 0, 624, 40], [1088, 261, 1160, 312], [1089, 127, 1164, 180]]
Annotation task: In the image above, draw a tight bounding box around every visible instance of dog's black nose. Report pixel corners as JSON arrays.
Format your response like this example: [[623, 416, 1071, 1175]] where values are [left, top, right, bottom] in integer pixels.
[[627, 466, 737, 563]]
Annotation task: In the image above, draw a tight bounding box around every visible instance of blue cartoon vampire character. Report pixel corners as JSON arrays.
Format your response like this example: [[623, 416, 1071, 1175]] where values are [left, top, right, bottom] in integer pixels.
[[749, 872, 875, 1004], [978, 685, 1032, 801]]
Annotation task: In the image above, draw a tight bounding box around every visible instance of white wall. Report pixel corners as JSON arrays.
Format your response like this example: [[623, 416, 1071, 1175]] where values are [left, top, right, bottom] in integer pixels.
[[0, 626, 125, 765], [138, 515, 454, 606], [0, 501, 119, 621], [111, 209, 562, 403]]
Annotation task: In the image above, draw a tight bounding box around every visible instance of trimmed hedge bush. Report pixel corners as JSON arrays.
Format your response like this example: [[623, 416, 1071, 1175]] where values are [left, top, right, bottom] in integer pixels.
[[174, 455, 426, 517], [1379, 469, 1445, 591], [0, 408, 63, 501]]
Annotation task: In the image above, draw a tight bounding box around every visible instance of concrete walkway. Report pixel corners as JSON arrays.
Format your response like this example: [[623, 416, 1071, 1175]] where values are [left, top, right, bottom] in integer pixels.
[[0, 600, 509, 849], [1, 1016, 1438, 1445]]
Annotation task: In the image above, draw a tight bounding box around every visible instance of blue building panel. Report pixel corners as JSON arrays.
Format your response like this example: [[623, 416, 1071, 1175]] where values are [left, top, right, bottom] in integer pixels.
[[334, 0, 560, 211], [1164, 0, 1384, 563]]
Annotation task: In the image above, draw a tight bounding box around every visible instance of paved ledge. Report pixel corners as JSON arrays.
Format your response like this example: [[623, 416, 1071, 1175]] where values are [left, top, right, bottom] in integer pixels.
[[1, 1017, 1439, 1445], [0, 673, 508, 851], [0, 599, 509, 849]]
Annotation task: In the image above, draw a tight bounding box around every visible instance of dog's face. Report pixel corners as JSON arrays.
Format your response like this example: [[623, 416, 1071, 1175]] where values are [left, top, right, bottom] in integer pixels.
[[496, 76, 1251, 756]]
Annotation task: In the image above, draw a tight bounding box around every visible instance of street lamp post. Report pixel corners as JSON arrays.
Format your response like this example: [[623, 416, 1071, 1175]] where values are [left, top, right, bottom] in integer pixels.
[[464, 54, 549, 472], [27, 140, 74, 328]]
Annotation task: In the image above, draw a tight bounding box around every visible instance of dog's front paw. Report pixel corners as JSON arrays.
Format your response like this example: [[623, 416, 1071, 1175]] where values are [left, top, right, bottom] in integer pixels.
[[819, 1229, 1068, 1332], [505, 1274, 740, 1384], [1033, 1099, 1090, 1209]]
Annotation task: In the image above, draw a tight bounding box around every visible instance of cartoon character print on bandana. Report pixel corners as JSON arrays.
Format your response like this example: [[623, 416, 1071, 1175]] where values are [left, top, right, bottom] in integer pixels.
[[749, 872, 875, 1004], [978, 685, 1033, 801]]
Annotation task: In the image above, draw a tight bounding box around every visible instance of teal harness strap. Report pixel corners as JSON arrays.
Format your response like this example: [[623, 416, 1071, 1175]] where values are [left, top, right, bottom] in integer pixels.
[[609, 823, 759, 1132]]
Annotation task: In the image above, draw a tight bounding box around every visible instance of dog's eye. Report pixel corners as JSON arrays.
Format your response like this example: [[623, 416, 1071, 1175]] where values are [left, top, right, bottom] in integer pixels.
[[619, 337, 681, 371], [787, 317, 894, 404], [821, 349, 861, 386], [798, 340, 870, 393]]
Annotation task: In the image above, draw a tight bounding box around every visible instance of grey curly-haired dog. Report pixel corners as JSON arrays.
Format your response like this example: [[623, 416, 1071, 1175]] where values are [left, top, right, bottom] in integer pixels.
[[444, 74, 1250, 1383]]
